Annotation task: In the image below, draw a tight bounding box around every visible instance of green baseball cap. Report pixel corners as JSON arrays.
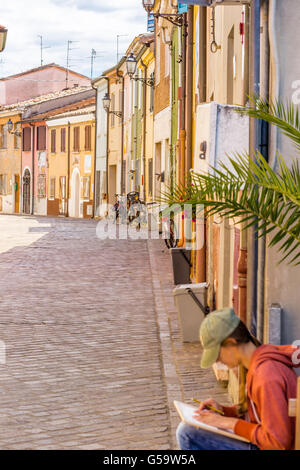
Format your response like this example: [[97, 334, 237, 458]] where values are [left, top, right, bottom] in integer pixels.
[[199, 307, 240, 369]]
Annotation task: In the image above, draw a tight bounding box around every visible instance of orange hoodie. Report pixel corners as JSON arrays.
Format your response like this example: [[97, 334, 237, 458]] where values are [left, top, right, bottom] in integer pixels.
[[223, 344, 300, 450]]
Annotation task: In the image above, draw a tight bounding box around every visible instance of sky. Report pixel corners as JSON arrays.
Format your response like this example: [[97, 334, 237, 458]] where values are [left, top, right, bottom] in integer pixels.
[[0, 0, 148, 80]]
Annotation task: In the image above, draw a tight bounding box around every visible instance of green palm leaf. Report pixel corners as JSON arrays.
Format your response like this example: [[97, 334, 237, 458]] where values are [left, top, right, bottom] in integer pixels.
[[160, 152, 300, 265]]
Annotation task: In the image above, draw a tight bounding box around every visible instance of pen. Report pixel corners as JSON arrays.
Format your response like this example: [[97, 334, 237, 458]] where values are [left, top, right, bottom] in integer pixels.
[[192, 398, 225, 416]]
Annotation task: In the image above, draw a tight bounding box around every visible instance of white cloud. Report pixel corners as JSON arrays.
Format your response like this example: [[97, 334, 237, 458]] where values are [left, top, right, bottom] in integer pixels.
[[0, 0, 148, 79]]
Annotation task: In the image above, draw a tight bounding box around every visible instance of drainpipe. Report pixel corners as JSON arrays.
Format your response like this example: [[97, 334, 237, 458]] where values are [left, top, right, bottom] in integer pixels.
[[141, 58, 148, 203], [268, 0, 279, 168], [247, 0, 261, 335], [30, 123, 35, 215], [177, 13, 187, 248], [116, 67, 125, 196], [196, 5, 207, 284], [66, 121, 71, 217], [256, 0, 270, 343], [186, 5, 194, 176], [91, 84, 98, 217], [180, 15, 187, 186]]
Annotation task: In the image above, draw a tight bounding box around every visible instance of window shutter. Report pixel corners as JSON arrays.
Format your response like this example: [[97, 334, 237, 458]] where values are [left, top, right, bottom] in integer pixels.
[[85, 125, 91, 151], [61, 128, 66, 152], [51, 130, 56, 153], [22, 127, 31, 151], [148, 159, 153, 196], [74, 127, 80, 151], [37, 126, 46, 151]]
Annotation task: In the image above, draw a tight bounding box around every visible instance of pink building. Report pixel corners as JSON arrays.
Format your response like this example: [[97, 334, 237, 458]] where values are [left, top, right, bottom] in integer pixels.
[[0, 63, 90, 106]]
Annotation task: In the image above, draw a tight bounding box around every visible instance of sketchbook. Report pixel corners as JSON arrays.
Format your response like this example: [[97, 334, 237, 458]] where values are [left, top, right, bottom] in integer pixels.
[[174, 400, 250, 443]]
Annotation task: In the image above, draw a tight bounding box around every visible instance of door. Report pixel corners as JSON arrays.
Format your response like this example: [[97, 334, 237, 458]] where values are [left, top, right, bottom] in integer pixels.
[[14, 174, 20, 213], [108, 165, 117, 206], [23, 169, 31, 214]]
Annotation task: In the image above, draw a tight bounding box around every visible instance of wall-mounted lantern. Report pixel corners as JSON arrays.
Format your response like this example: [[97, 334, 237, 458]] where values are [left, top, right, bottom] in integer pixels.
[[7, 119, 22, 137], [126, 53, 154, 87], [102, 93, 123, 118], [142, 0, 184, 27]]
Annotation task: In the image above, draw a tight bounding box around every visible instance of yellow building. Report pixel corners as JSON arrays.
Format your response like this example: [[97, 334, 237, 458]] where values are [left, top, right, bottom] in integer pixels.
[[0, 109, 22, 214], [46, 105, 96, 218]]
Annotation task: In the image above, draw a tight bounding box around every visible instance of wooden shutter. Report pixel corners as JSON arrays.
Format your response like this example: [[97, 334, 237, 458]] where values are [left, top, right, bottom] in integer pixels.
[[37, 126, 46, 150], [73, 127, 80, 151], [148, 159, 153, 196], [61, 128, 66, 152], [22, 127, 31, 151], [51, 130, 56, 153], [85, 125, 91, 151]]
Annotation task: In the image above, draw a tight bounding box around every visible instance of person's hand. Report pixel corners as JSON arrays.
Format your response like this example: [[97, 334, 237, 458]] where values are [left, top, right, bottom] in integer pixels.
[[197, 398, 223, 413], [193, 409, 238, 431]]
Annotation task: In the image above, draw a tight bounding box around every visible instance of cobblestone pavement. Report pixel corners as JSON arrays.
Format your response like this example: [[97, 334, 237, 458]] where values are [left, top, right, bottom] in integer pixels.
[[0, 215, 229, 450], [0, 216, 171, 450]]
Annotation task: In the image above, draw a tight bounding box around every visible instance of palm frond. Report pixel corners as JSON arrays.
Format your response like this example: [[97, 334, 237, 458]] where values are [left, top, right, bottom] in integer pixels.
[[159, 153, 300, 265], [238, 97, 300, 152]]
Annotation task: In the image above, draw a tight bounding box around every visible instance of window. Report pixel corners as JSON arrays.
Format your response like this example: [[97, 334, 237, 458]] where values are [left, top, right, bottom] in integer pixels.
[[37, 174, 46, 198], [51, 129, 56, 153], [111, 94, 115, 127], [37, 126, 46, 151], [148, 159, 153, 197], [85, 125, 91, 151], [150, 72, 154, 113], [49, 177, 55, 199], [122, 160, 126, 195], [119, 90, 123, 117], [61, 128, 66, 152], [82, 176, 90, 199], [156, 34, 160, 85], [0, 174, 7, 195], [165, 43, 170, 78], [73, 127, 80, 152], [22, 127, 31, 151], [0, 125, 7, 149]]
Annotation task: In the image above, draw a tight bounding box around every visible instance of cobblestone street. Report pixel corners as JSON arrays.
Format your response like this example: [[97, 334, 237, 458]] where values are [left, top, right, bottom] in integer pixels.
[[0, 215, 228, 450]]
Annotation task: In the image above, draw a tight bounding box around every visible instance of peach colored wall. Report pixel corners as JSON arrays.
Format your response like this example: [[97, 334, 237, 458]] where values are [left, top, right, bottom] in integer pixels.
[[0, 67, 90, 105]]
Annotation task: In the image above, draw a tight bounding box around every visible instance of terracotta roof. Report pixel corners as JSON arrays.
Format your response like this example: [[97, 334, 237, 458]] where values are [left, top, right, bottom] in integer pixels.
[[0, 63, 89, 82], [0, 86, 93, 112], [21, 97, 96, 122], [47, 105, 96, 120]]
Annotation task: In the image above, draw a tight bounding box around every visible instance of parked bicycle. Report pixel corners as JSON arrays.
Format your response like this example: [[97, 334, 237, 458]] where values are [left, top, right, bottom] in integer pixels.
[[127, 191, 147, 228]]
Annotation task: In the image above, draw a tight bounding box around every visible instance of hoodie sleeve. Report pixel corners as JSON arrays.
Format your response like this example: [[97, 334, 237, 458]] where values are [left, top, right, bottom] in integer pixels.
[[234, 363, 294, 450]]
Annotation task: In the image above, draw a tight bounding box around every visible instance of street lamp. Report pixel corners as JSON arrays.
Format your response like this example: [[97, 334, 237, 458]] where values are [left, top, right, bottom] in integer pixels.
[[0, 25, 7, 53], [102, 93, 111, 112], [7, 119, 22, 136], [126, 53, 137, 79], [141, 0, 184, 27], [126, 53, 154, 87], [102, 93, 123, 118], [142, 0, 155, 13]]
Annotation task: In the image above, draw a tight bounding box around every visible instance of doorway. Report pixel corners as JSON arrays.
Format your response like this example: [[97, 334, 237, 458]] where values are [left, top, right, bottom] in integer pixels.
[[14, 174, 20, 213], [22, 169, 31, 214]]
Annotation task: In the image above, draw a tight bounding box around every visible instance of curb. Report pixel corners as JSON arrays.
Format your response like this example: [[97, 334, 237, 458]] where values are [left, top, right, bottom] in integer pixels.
[[147, 239, 182, 450]]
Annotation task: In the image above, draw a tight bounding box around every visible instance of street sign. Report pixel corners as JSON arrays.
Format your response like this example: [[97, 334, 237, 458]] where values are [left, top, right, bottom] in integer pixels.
[[147, 13, 155, 32], [178, 3, 189, 13]]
